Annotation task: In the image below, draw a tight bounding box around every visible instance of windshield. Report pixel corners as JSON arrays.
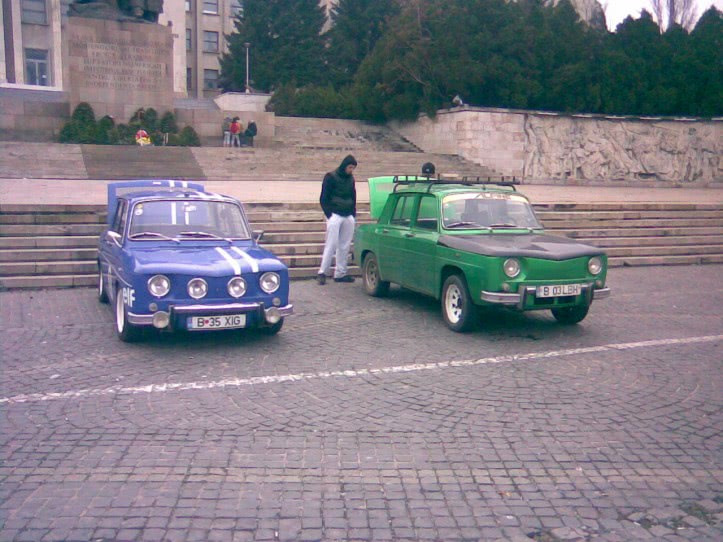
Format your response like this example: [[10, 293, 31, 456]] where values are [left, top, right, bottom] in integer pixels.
[[128, 200, 250, 240], [441, 193, 542, 230]]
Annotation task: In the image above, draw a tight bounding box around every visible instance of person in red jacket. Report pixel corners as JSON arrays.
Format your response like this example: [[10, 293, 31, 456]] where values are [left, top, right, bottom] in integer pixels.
[[229, 117, 243, 147]]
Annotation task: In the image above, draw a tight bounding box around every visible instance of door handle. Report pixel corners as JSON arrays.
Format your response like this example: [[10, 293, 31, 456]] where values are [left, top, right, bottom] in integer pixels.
[[404, 232, 415, 238], [381, 228, 389, 234]]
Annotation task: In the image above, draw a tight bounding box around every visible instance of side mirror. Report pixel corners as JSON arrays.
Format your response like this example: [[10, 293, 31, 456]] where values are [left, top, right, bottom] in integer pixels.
[[107, 231, 122, 247], [253, 230, 264, 243]]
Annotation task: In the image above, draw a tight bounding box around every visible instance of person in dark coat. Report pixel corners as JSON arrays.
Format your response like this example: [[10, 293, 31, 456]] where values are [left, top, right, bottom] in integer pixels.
[[317, 155, 358, 284], [243, 120, 257, 147]]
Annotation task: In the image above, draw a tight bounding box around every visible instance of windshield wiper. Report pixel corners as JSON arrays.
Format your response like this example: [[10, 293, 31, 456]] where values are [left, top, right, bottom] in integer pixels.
[[129, 231, 179, 242], [178, 231, 233, 243], [445, 221, 490, 229]]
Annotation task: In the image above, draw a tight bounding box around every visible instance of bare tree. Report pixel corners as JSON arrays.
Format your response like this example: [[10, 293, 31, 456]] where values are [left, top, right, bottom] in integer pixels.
[[650, 0, 698, 31]]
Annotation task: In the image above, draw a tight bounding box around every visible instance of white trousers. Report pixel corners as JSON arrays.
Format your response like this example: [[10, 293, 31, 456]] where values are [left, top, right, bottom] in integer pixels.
[[319, 213, 355, 278]]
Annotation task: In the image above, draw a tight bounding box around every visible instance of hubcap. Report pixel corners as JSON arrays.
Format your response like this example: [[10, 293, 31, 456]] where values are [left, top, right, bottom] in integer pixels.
[[366, 260, 378, 288], [445, 284, 462, 323], [116, 292, 125, 333]]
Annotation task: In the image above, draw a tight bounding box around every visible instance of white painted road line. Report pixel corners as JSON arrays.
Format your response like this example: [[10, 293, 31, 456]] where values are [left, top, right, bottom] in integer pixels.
[[2, 334, 721, 405]]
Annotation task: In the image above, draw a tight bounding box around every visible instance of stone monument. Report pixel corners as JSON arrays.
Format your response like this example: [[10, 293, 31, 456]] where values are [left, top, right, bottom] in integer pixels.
[[65, 0, 173, 122]]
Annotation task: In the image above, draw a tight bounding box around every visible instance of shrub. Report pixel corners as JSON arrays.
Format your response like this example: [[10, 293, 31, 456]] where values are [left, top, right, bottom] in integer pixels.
[[115, 123, 136, 145], [71, 102, 96, 125], [159, 111, 178, 134], [95, 115, 115, 145], [177, 126, 201, 146], [59, 121, 81, 143], [143, 108, 158, 131]]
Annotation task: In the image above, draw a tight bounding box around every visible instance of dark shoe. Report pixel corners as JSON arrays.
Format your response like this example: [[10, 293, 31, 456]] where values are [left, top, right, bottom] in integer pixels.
[[334, 275, 355, 283], [317, 273, 326, 285]]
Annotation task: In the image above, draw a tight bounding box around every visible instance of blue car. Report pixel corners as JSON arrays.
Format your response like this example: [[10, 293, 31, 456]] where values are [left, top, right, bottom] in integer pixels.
[[98, 180, 293, 342]]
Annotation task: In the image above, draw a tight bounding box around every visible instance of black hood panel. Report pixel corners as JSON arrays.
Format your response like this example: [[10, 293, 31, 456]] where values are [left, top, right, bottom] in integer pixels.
[[438, 233, 604, 260]]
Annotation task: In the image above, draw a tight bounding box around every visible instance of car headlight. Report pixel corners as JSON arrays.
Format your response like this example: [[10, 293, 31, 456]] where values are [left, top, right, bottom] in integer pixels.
[[148, 274, 170, 297], [187, 278, 208, 299], [588, 256, 602, 275], [503, 258, 520, 278], [260, 272, 281, 293], [227, 277, 247, 298]]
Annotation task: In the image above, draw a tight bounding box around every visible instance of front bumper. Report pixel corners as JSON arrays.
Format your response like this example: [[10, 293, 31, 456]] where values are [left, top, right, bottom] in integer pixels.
[[480, 284, 610, 310], [127, 301, 294, 329]]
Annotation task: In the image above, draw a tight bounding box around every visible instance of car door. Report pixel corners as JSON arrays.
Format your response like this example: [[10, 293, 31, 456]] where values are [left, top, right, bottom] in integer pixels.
[[99, 199, 127, 299], [376, 194, 415, 286], [403, 195, 439, 296]]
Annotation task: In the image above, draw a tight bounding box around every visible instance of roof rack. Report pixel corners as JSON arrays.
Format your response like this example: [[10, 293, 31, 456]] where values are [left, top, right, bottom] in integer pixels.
[[392, 174, 518, 192]]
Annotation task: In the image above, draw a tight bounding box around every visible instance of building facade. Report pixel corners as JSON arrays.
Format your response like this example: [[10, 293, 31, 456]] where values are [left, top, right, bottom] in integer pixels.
[[1, 0, 337, 98]]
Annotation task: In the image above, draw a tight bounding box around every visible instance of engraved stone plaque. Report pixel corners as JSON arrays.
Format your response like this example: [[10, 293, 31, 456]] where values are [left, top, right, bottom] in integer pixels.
[[66, 17, 173, 121]]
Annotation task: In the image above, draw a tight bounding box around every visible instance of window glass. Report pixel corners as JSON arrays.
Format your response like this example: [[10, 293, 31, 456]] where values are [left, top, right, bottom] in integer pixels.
[[186, 68, 193, 90], [186, 29, 192, 50], [22, 0, 47, 24], [415, 196, 438, 230], [390, 196, 414, 227], [112, 200, 126, 234], [203, 69, 218, 89], [441, 193, 542, 229], [25, 48, 49, 86], [203, 31, 219, 53], [129, 200, 250, 239], [185, 0, 191, 11], [202, 0, 218, 14]]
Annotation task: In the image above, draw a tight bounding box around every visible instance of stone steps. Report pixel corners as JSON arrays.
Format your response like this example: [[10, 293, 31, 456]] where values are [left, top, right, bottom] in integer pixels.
[[0, 142, 495, 181], [1, 202, 722, 289], [273, 116, 421, 152], [191, 148, 496, 181]]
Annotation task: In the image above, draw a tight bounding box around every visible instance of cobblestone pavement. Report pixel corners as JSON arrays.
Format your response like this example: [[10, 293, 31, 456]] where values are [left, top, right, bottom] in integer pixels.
[[1, 265, 721, 542]]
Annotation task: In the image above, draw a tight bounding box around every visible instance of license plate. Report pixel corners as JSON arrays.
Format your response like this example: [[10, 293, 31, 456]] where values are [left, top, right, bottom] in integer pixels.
[[536, 283, 582, 298], [188, 314, 246, 330]]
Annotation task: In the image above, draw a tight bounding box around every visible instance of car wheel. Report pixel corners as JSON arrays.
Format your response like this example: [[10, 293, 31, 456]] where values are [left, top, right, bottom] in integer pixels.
[[98, 265, 109, 304], [551, 305, 589, 325], [115, 286, 142, 342], [259, 318, 284, 335], [363, 253, 390, 297], [441, 274, 475, 332]]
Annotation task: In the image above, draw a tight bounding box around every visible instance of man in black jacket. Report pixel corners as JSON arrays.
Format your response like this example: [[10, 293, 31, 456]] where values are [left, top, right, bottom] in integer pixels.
[[318, 155, 358, 284]]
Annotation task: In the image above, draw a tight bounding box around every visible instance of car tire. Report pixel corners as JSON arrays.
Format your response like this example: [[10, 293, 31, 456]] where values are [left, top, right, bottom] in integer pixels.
[[98, 264, 109, 304], [260, 318, 284, 335], [363, 253, 390, 297], [441, 274, 476, 332], [115, 286, 142, 342], [551, 305, 589, 325]]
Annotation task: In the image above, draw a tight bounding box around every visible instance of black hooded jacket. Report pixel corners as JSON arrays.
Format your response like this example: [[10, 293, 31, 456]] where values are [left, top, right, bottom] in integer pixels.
[[320, 155, 357, 218]]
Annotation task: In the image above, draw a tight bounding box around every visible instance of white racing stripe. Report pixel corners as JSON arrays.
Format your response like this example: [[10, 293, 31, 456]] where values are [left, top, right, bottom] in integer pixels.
[[1, 335, 720, 405], [214, 247, 241, 275], [231, 246, 259, 273]]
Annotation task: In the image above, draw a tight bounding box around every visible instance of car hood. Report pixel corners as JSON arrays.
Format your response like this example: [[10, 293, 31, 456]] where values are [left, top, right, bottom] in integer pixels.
[[128, 244, 286, 275], [438, 233, 604, 261]]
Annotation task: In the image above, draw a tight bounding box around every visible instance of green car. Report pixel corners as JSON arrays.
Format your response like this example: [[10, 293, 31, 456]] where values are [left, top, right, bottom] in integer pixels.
[[354, 176, 610, 332]]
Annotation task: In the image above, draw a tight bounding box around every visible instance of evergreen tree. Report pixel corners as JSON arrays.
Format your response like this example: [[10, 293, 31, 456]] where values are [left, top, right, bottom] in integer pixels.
[[689, 7, 723, 116], [325, 0, 401, 87], [220, 0, 326, 92]]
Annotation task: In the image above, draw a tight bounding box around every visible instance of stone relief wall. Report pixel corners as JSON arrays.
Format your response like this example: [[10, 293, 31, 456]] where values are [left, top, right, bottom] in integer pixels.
[[393, 108, 722, 185], [524, 116, 722, 183]]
